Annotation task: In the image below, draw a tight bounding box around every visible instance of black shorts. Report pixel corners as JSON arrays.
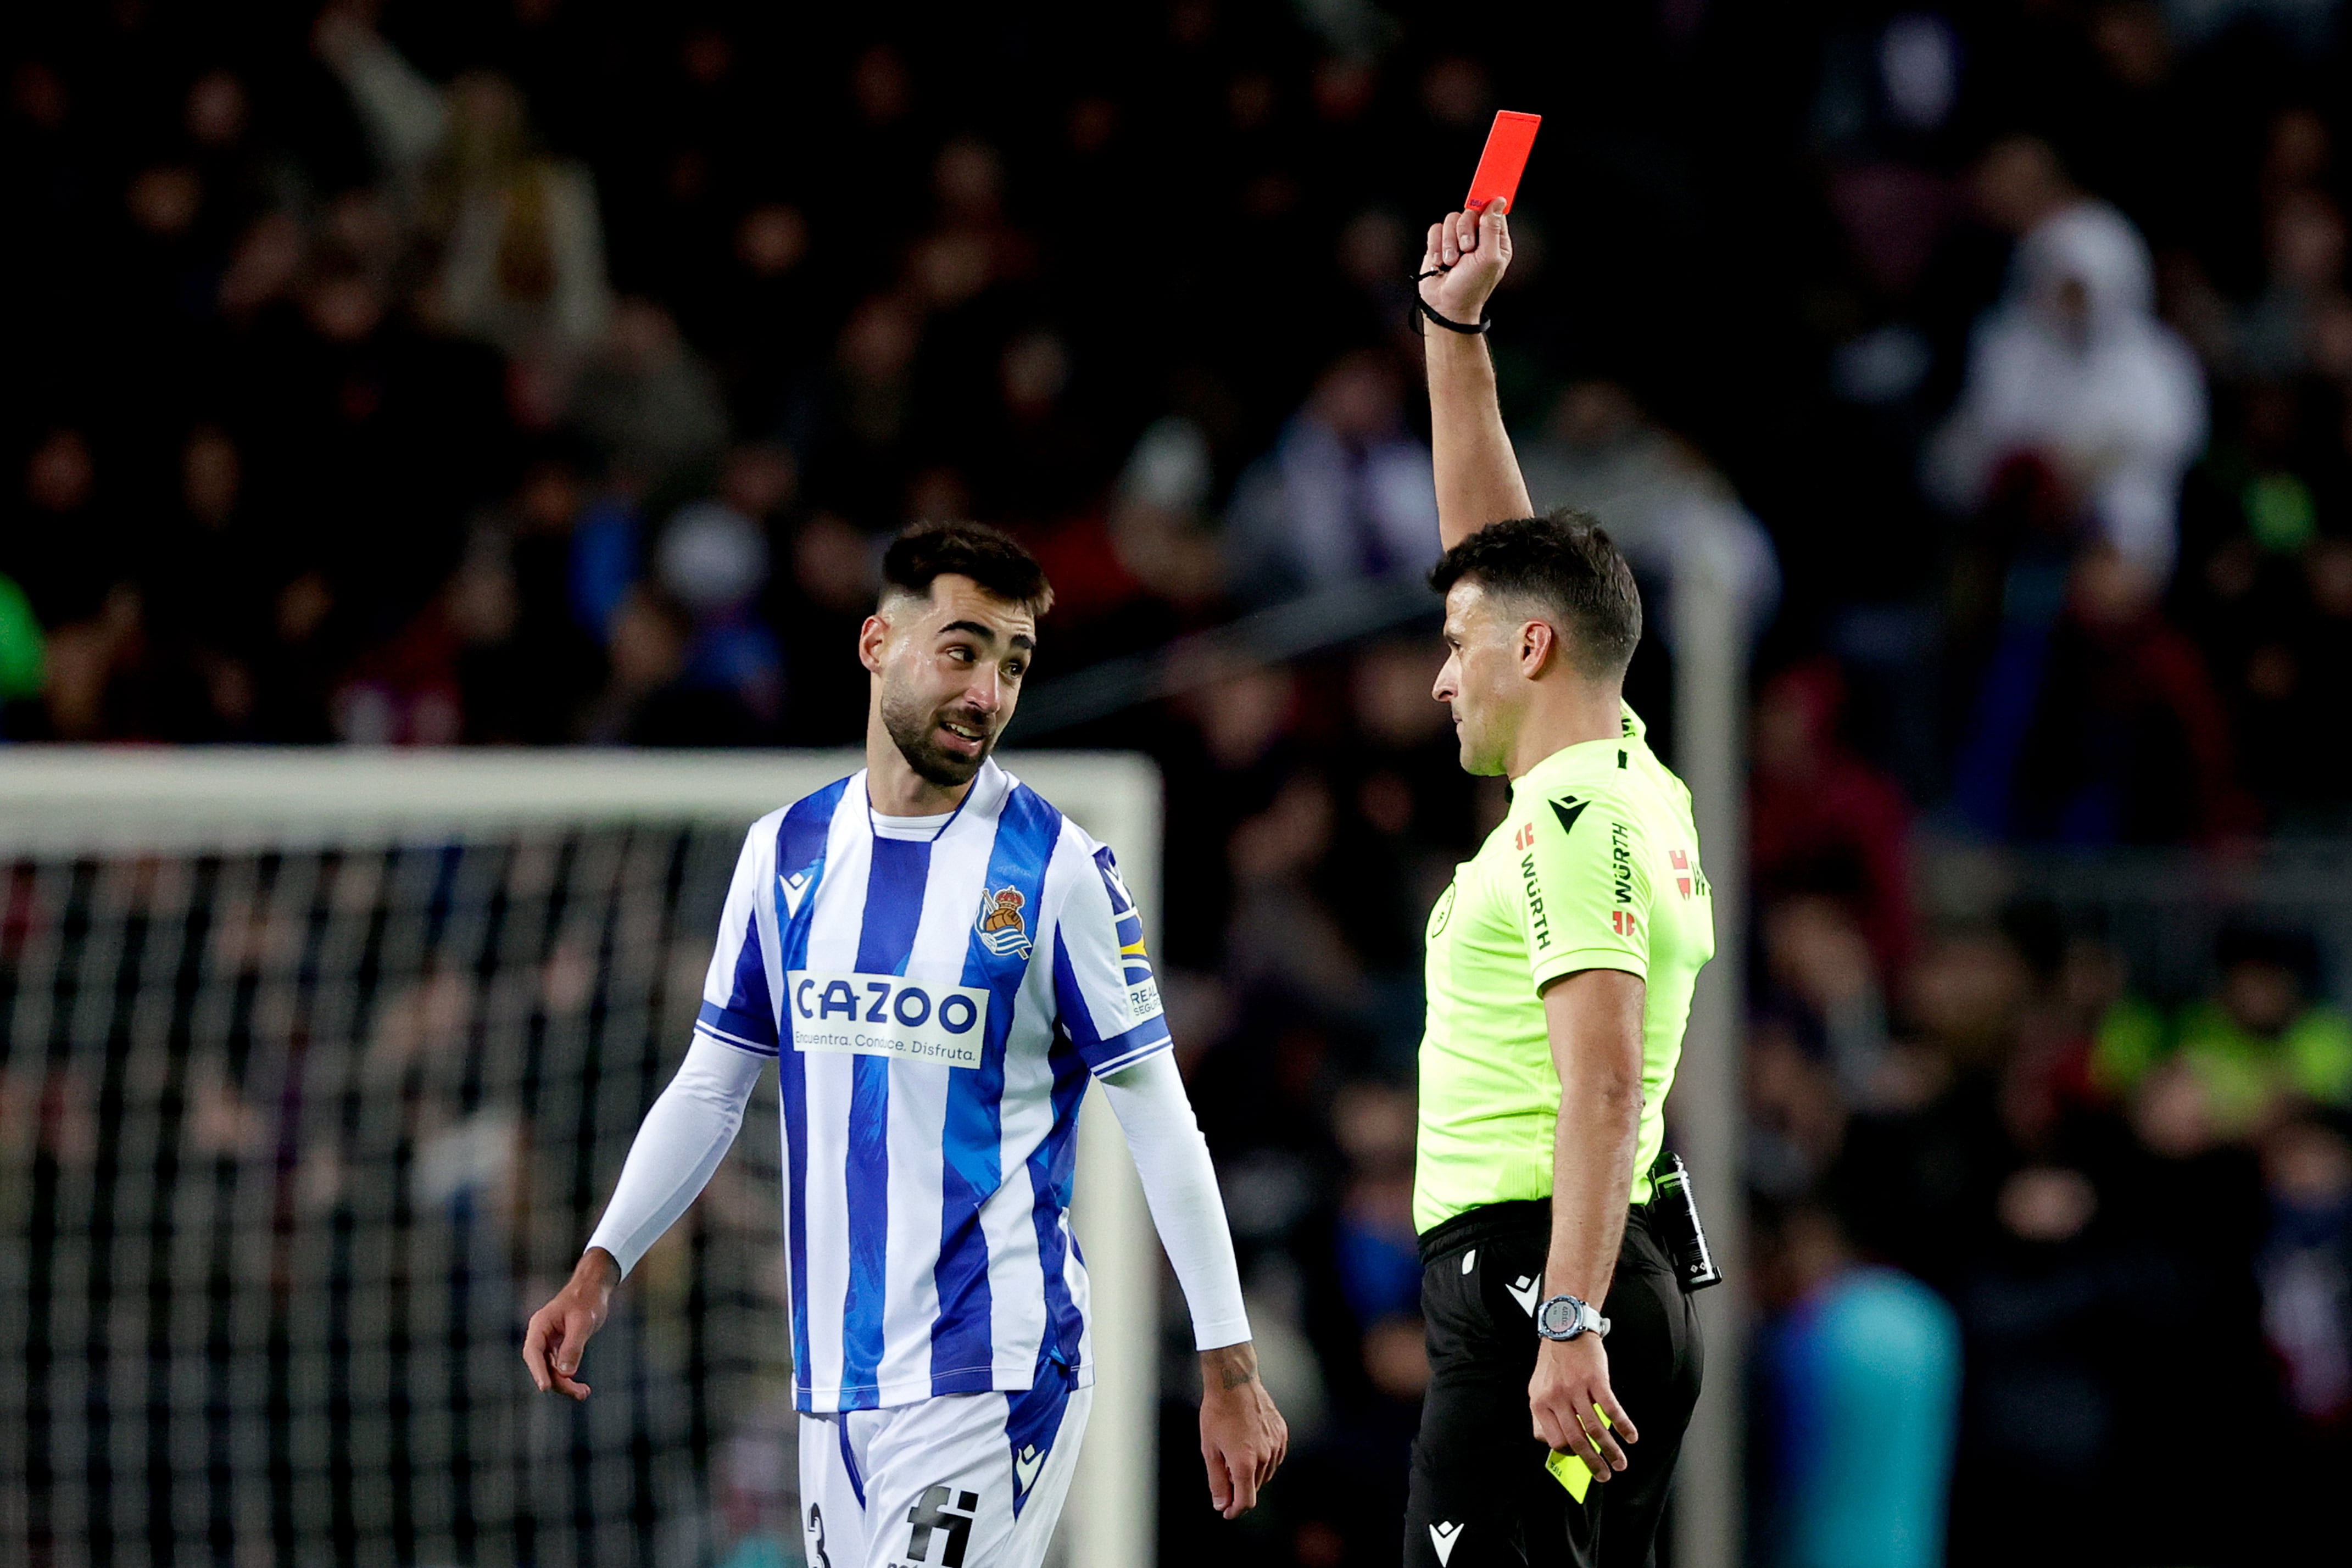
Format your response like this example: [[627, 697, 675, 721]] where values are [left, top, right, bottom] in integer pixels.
[[1403, 1201, 1703, 1568]]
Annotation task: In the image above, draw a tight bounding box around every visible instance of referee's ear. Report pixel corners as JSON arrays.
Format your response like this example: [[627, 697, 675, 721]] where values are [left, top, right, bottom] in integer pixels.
[[1516, 617, 1564, 680]]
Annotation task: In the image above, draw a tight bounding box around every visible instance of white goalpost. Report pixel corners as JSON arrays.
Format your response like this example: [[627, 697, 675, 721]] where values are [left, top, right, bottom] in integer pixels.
[[0, 747, 1161, 1568]]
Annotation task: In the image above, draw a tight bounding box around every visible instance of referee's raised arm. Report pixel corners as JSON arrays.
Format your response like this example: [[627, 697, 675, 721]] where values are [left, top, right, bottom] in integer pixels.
[[1404, 216, 1714, 1564], [1419, 200, 1534, 549]]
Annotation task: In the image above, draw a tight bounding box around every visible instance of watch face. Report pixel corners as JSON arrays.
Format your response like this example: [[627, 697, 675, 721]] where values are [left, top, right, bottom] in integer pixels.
[[1540, 1297, 1579, 1337]]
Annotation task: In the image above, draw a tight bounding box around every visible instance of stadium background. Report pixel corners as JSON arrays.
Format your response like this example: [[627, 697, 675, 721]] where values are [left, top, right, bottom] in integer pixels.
[[10, 1, 2352, 1564]]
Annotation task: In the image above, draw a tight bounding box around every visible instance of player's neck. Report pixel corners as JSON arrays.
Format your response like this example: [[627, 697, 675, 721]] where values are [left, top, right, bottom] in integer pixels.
[[1503, 679, 1624, 780], [865, 727, 978, 817]]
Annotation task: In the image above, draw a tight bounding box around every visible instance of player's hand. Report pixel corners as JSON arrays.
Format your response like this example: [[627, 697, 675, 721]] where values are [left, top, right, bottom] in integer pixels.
[[1418, 200, 1513, 326], [1529, 1334, 1637, 1480], [1198, 1342, 1288, 1520], [523, 1248, 620, 1401]]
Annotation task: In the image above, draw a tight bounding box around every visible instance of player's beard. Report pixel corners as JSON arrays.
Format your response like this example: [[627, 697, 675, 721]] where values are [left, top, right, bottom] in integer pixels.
[[880, 682, 997, 788]]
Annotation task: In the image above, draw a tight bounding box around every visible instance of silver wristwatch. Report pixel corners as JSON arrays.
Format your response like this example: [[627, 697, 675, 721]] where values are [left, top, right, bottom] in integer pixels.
[[1535, 1293, 1609, 1342]]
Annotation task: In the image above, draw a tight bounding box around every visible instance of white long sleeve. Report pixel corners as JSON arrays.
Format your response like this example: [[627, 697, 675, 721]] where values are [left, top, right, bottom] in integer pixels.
[[583, 1035, 766, 1278], [1098, 1052, 1252, 1351]]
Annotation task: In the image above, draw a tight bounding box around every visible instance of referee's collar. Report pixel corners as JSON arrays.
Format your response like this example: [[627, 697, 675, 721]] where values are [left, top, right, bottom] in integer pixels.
[[1509, 702, 1649, 794]]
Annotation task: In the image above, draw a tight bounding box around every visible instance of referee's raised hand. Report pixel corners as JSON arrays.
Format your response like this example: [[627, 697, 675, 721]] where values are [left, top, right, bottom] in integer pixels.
[[1418, 199, 1514, 327], [1530, 1331, 1638, 1481]]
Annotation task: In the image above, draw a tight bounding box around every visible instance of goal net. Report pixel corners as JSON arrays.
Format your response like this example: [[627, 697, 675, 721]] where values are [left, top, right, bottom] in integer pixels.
[[0, 750, 1162, 1568]]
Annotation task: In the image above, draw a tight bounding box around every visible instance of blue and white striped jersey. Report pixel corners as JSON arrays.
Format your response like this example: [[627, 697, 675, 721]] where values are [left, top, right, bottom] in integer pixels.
[[696, 760, 1170, 1414]]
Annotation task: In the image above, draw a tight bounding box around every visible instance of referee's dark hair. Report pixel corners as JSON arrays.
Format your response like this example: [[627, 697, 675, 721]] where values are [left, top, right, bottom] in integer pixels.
[[883, 520, 1055, 618], [1429, 511, 1642, 678]]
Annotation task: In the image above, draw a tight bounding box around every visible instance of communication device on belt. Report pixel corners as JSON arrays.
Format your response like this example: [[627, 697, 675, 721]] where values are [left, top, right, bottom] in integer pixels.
[[1649, 1151, 1721, 1293]]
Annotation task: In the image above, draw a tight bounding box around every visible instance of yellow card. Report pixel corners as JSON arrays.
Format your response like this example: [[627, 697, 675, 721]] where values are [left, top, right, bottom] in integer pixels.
[[1543, 1406, 1615, 1503]]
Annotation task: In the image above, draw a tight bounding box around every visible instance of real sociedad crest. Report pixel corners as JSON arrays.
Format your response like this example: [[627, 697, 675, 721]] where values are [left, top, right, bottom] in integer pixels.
[[975, 885, 1033, 959]]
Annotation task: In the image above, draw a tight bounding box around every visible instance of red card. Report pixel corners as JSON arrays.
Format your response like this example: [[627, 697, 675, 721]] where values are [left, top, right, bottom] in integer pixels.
[[1465, 110, 1542, 211]]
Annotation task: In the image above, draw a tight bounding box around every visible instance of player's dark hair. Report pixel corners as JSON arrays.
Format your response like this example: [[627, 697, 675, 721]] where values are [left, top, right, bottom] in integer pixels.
[[882, 520, 1055, 617], [1428, 510, 1642, 677]]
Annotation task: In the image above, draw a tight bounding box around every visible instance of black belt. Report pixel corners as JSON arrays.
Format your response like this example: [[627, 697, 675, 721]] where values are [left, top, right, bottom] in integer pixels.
[[1416, 1197, 1659, 1266], [1415, 1151, 1720, 1293]]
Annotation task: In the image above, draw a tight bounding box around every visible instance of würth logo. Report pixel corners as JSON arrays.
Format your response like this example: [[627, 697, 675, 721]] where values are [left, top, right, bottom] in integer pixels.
[[900, 1485, 978, 1566], [1514, 822, 1535, 851], [1670, 849, 1692, 899], [1520, 850, 1550, 950], [1613, 909, 1638, 937]]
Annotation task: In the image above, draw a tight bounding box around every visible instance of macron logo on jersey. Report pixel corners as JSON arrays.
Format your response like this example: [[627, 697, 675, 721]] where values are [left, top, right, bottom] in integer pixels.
[[779, 868, 813, 918], [1551, 796, 1589, 836]]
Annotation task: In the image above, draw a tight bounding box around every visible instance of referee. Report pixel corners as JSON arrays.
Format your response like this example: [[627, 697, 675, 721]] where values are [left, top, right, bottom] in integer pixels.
[[1401, 201, 1715, 1568]]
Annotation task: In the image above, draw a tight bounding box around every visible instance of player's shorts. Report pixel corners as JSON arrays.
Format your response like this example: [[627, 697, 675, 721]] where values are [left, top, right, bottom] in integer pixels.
[[798, 1366, 1091, 1568], [1403, 1201, 1702, 1568]]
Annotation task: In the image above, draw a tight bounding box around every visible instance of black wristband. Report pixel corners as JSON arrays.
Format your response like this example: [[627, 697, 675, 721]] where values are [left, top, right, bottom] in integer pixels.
[[1413, 266, 1491, 336]]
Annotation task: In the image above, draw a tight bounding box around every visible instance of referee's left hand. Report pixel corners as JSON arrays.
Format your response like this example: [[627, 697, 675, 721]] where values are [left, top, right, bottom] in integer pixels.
[[1530, 1336, 1637, 1480]]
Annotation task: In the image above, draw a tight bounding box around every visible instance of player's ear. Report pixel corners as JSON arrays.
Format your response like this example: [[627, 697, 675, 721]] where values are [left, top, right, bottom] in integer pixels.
[[857, 613, 890, 675]]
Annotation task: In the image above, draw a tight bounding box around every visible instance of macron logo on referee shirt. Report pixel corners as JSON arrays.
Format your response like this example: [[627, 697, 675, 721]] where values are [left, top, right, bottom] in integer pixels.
[[1551, 796, 1589, 836]]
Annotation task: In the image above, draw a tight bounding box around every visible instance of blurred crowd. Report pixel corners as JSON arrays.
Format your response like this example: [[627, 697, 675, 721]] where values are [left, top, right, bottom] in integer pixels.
[[14, 1, 2352, 1565]]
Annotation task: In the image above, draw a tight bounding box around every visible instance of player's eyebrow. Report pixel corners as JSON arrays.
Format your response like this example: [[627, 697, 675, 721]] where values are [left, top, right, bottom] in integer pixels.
[[939, 619, 1035, 651]]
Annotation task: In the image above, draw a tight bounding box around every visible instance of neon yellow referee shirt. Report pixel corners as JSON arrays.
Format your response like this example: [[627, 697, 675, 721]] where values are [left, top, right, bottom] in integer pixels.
[[1414, 705, 1716, 1234]]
